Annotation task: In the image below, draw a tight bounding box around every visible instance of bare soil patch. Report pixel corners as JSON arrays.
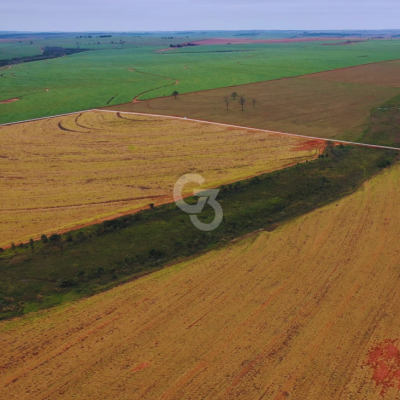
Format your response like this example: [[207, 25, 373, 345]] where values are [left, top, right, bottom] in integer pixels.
[[0, 97, 19, 104]]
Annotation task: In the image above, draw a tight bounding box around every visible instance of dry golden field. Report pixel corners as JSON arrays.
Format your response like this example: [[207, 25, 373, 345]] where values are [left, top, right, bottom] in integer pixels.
[[110, 59, 400, 142], [0, 110, 320, 248], [2, 162, 400, 399]]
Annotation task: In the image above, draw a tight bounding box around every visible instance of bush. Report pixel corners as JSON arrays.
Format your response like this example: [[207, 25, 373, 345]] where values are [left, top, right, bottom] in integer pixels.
[[56, 279, 76, 288], [377, 159, 392, 168], [49, 234, 62, 244], [74, 231, 87, 244], [41, 234, 48, 244], [149, 249, 166, 259]]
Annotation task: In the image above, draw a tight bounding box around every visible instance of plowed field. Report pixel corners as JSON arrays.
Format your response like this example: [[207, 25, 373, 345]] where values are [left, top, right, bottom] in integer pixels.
[[112, 59, 400, 143], [0, 110, 320, 247], [2, 161, 400, 399]]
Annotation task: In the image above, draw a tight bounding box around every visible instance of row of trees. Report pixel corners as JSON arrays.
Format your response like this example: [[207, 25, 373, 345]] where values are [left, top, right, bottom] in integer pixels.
[[224, 92, 256, 111], [171, 90, 256, 111]]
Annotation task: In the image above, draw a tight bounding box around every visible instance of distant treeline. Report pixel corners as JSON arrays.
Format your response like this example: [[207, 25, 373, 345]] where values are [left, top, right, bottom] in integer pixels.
[[170, 43, 199, 48], [234, 33, 260, 37], [0, 47, 90, 67], [300, 32, 351, 37]]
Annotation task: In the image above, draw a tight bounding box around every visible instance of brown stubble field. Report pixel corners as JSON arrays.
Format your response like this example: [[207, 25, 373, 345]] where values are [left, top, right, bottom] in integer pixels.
[[108, 59, 400, 142], [2, 160, 400, 399], [0, 110, 321, 248]]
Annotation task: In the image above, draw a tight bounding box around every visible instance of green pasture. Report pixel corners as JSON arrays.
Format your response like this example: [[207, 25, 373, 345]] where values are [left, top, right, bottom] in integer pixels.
[[1, 40, 400, 124]]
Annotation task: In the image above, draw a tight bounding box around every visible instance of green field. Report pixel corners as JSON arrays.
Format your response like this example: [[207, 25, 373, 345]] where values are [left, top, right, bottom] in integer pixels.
[[1, 40, 400, 124]]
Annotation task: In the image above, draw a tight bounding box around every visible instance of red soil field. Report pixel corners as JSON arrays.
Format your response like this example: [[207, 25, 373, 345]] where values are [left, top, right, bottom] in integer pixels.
[[366, 339, 400, 396], [309, 59, 400, 88]]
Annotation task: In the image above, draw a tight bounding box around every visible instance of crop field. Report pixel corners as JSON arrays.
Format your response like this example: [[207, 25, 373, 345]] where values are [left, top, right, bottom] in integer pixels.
[[112, 59, 400, 144], [0, 42, 43, 61], [2, 40, 400, 124], [0, 110, 320, 248], [2, 161, 400, 399]]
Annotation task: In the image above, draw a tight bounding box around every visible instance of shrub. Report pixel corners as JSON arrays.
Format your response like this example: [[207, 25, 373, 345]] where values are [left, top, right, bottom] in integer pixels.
[[49, 234, 62, 244], [377, 159, 392, 168], [149, 249, 166, 259], [56, 279, 75, 288], [74, 231, 87, 243], [41, 234, 48, 244]]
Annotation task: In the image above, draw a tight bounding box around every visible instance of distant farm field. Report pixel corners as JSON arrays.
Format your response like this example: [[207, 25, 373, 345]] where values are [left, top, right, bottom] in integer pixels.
[[0, 111, 320, 247], [2, 40, 400, 124], [2, 161, 400, 399], [114, 59, 400, 144]]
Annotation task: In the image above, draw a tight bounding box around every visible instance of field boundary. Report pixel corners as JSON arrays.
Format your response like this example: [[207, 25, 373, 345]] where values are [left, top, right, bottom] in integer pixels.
[[1, 58, 400, 127], [0, 110, 92, 127], [138, 57, 400, 102], [93, 109, 400, 151], [1, 106, 399, 151]]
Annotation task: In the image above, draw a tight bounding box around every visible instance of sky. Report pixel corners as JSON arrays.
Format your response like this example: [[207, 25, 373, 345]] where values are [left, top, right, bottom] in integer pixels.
[[1, 0, 400, 32]]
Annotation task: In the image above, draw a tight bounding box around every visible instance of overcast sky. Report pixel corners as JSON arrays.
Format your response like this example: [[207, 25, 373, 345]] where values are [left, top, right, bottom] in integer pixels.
[[1, 0, 400, 32]]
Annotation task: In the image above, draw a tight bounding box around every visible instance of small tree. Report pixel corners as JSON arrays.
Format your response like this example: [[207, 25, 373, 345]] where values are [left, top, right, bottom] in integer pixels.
[[239, 96, 246, 111], [231, 92, 238, 100], [41, 234, 48, 244], [149, 203, 155, 209], [49, 234, 61, 244], [29, 238, 34, 253], [224, 96, 230, 111], [252, 99, 256, 108], [172, 91, 179, 99]]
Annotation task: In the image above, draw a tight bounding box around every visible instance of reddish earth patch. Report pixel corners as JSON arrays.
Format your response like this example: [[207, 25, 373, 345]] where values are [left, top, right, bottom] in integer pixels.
[[131, 363, 150, 373], [295, 139, 326, 153], [366, 339, 400, 395], [0, 98, 19, 104], [187, 37, 354, 46]]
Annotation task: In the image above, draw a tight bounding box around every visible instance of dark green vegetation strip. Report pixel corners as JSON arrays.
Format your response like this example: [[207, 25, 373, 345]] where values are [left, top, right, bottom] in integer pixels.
[[0, 144, 396, 320], [0, 47, 91, 68]]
